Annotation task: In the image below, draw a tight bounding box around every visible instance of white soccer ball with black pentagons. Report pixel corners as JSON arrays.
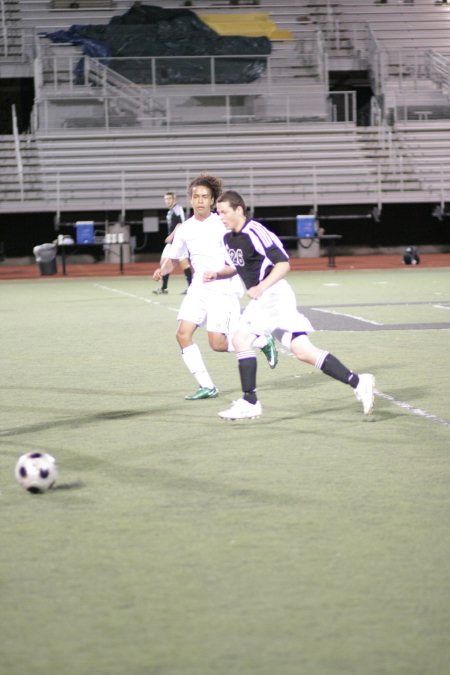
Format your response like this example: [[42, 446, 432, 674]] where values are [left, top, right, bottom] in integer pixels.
[[15, 452, 58, 494]]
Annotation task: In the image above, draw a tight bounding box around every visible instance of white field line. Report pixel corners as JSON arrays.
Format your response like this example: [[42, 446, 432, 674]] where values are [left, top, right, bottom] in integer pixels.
[[433, 304, 450, 310], [94, 283, 179, 312], [375, 390, 450, 430], [95, 283, 449, 430], [311, 307, 383, 325]]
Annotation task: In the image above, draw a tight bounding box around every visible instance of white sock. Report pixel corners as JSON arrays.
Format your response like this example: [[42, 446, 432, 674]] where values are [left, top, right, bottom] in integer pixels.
[[252, 334, 268, 349], [181, 344, 215, 389]]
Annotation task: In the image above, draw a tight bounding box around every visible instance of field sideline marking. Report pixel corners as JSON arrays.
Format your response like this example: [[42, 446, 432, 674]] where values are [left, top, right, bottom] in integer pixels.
[[95, 284, 449, 430], [375, 390, 450, 430], [94, 283, 179, 312], [311, 307, 383, 325]]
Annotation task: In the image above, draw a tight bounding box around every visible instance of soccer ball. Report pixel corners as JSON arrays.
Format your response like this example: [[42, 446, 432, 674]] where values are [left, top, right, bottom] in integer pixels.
[[15, 452, 58, 494]]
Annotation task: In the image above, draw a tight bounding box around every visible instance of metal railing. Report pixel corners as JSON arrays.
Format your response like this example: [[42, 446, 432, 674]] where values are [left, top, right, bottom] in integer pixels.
[[33, 88, 338, 132], [34, 25, 326, 89], [11, 104, 24, 201], [31, 30, 335, 132], [24, 164, 384, 219], [32, 88, 358, 132], [0, 0, 7, 56], [390, 98, 450, 123], [425, 49, 450, 97], [0, 25, 33, 60], [328, 91, 356, 124], [0, 19, 33, 61], [37, 51, 275, 93], [367, 25, 386, 100], [315, 28, 329, 89], [366, 26, 450, 121], [4, 151, 449, 215]]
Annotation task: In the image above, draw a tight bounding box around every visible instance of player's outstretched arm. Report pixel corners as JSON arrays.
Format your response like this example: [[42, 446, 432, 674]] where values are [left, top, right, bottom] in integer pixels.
[[203, 264, 237, 282]]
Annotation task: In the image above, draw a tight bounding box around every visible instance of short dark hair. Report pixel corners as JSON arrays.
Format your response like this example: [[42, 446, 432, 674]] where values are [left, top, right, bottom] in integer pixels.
[[217, 190, 246, 213], [164, 191, 176, 199], [188, 173, 223, 204]]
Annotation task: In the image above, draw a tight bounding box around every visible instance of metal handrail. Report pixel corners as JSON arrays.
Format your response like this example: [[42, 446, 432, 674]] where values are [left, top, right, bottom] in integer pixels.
[[0, 24, 34, 61], [425, 49, 450, 96], [17, 163, 384, 218], [38, 52, 276, 93], [367, 24, 386, 101], [33, 88, 355, 132]]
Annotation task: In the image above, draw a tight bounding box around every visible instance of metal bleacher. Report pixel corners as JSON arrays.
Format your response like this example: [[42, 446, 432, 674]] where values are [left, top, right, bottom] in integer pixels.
[[310, 0, 450, 121], [1, 0, 450, 218], [7, 125, 380, 214]]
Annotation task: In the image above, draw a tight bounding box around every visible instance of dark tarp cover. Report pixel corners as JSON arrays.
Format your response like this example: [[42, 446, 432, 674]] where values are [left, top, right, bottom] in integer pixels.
[[44, 3, 272, 85]]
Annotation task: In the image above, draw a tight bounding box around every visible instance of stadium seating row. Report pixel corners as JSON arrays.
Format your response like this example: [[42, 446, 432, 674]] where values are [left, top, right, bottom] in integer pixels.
[[2, 123, 450, 213]]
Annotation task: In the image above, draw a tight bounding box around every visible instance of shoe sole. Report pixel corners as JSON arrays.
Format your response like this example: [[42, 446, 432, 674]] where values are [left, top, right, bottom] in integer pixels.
[[218, 409, 262, 420], [262, 346, 278, 369], [219, 415, 261, 420], [185, 391, 219, 400]]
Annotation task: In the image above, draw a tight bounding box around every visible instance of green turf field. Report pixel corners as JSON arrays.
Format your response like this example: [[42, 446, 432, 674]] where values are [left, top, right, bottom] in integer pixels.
[[1, 268, 449, 675]]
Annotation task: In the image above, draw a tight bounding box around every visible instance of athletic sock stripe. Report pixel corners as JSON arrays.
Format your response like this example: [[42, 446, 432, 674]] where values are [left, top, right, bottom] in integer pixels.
[[237, 350, 256, 361], [315, 351, 329, 370]]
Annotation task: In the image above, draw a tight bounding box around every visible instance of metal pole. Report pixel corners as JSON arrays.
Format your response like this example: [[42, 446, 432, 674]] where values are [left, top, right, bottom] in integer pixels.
[[377, 163, 382, 211], [313, 166, 317, 214], [211, 56, 215, 92], [56, 172, 61, 224], [12, 105, 24, 201], [104, 97, 109, 131], [121, 171, 125, 222], [151, 57, 156, 94]]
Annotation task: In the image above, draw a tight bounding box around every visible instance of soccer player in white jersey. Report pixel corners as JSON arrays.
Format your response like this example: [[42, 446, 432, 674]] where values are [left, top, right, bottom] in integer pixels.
[[204, 190, 375, 420], [152, 175, 277, 400], [153, 191, 192, 295]]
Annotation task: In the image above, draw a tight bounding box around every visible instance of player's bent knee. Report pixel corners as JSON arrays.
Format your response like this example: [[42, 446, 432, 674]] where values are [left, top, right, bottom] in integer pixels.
[[232, 329, 252, 352], [176, 328, 192, 347]]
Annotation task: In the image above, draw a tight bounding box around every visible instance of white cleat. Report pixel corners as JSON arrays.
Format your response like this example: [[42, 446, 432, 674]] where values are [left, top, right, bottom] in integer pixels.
[[354, 373, 375, 415], [218, 398, 262, 420]]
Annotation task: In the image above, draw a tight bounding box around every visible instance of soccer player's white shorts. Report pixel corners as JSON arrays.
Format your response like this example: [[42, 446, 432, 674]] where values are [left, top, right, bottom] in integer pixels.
[[177, 283, 240, 334], [238, 279, 314, 343]]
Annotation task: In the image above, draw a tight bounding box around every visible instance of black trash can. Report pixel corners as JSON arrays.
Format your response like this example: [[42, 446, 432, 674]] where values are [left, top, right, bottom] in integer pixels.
[[33, 243, 58, 276], [39, 259, 58, 275]]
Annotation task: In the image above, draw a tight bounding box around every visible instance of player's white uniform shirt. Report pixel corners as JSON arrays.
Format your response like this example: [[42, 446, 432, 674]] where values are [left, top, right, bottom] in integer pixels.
[[170, 212, 240, 332], [224, 218, 314, 342]]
